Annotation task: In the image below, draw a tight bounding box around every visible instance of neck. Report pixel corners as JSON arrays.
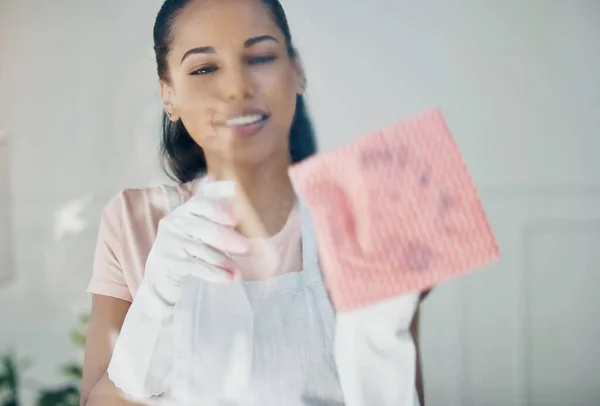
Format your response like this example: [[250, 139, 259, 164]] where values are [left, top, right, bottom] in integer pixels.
[[207, 158, 296, 238]]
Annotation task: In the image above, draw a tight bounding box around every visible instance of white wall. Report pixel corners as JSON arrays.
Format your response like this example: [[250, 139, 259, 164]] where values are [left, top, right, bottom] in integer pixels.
[[1, 1, 599, 405]]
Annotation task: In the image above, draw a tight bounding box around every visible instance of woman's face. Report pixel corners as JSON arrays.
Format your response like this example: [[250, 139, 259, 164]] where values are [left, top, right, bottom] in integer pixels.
[[161, 0, 304, 169]]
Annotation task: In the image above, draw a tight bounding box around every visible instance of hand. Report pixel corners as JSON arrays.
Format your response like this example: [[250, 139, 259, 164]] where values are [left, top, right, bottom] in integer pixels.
[[334, 292, 421, 406], [144, 181, 249, 306]]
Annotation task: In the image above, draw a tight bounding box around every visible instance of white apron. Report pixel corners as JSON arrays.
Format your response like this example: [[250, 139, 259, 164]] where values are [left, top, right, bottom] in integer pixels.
[[160, 184, 345, 405]]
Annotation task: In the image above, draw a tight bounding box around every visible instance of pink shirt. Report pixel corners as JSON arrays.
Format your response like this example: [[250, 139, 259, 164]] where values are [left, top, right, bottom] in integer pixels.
[[87, 180, 302, 302]]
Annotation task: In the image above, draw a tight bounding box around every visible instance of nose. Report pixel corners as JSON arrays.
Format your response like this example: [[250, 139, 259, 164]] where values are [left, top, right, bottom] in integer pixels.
[[223, 65, 254, 101]]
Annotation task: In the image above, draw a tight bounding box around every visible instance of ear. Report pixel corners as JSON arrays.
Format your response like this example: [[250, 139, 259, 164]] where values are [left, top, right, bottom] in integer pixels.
[[160, 81, 180, 121], [292, 57, 306, 96]]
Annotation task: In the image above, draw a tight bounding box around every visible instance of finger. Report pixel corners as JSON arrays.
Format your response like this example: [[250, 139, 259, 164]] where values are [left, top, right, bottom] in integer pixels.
[[183, 241, 241, 275], [182, 199, 235, 226], [172, 256, 236, 284], [169, 215, 249, 254]]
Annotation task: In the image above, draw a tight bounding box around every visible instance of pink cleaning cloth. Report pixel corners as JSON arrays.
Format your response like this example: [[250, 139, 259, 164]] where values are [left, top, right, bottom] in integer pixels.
[[289, 107, 500, 313]]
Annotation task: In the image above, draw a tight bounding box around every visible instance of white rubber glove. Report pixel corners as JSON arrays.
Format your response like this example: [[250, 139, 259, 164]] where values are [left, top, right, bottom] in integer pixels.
[[144, 180, 248, 306], [107, 181, 249, 400], [334, 291, 421, 406]]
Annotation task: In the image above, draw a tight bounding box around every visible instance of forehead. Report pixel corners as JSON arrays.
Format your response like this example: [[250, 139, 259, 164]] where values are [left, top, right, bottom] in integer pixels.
[[171, 0, 283, 54]]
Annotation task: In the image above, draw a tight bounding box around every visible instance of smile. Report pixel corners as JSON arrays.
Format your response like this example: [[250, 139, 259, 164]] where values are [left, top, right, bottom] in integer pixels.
[[226, 114, 268, 127], [223, 112, 270, 138]]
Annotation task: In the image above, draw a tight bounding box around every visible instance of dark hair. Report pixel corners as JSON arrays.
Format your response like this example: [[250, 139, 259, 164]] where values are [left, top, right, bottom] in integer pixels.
[[153, 0, 317, 183]]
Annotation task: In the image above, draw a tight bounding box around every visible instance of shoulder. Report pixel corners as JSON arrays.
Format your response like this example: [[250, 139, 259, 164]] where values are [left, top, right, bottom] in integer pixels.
[[89, 181, 196, 299], [96, 181, 196, 259], [101, 181, 196, 226]]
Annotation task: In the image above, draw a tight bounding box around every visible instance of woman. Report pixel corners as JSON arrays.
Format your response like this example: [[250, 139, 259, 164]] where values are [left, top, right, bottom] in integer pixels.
[[81, 0, 428, 404]]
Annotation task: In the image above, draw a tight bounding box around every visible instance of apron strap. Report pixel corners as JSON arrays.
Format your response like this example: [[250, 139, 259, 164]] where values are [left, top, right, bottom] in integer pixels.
[[299, 200, 323, 283]]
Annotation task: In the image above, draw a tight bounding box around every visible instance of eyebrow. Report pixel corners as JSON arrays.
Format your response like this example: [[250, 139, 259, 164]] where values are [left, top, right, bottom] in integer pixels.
[[180, 35, 279, 64]]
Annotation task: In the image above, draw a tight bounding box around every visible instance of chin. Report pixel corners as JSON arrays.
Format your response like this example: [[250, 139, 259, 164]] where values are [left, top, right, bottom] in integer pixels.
[[228, 142, 290, 169]]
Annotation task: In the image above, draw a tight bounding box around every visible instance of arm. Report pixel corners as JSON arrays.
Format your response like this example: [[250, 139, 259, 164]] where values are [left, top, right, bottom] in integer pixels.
[[83, 285, 178, 405], [82, 191, 171, 405], [411, 289, 431, 406], [82, 186, 245, 404], [81, 294, 144, 406]]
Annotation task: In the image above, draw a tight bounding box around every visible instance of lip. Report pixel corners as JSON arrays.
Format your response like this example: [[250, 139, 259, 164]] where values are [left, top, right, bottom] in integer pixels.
[[223, 107, 270, 138], [225, 107, 270, 122]]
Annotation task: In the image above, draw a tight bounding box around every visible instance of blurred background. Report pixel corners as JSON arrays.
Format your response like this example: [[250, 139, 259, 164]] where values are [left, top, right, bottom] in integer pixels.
[[1, 0, 599, 405]]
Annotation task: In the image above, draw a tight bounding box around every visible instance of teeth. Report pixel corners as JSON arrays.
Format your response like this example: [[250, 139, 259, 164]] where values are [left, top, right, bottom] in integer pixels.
[[226, 114, 264, 127]]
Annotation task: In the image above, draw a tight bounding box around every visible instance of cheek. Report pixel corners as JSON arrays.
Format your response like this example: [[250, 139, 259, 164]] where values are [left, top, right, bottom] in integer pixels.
[[258, 65, 295, 91], [174, 80, 220, 145], [255, 68, 298, 122], [177, 80, 216, 114]]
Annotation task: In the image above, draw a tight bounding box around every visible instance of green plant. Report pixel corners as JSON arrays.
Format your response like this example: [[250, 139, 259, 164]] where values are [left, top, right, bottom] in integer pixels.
[[0, 350, 31, 406], [36, 313, 89, 406]]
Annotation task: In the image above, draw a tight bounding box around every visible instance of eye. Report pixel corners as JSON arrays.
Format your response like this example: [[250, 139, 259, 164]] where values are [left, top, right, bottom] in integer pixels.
[[191, 65, 217, 75], [248, 55, 277, 65]]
